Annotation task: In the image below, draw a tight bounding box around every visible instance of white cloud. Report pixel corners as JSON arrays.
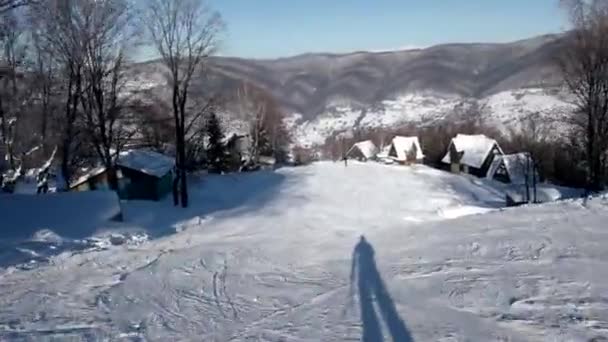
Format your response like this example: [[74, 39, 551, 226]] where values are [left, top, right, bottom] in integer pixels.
[[368, 45, 425, 53]]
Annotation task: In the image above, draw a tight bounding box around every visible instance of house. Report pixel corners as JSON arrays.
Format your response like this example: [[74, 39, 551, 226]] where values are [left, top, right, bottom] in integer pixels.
[[388, 136, 424, 164], [487, 153, 539, 185], [225, 133, 251, 167], [441, 134, 503, 177], [70, 149, 175, 201], [116, 149, 175, 200], [346, 140, 379, 161]]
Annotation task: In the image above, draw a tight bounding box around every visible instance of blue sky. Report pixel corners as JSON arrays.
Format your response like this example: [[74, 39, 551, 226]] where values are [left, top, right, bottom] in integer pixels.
[[140, 0, 569, 60]]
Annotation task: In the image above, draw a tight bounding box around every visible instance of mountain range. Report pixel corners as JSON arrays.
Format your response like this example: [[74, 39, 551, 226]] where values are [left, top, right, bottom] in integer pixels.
[[127, 33, 573, 147]]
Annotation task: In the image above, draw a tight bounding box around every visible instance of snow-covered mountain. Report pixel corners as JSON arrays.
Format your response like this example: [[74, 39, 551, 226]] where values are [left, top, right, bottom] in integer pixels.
[[291, 88, 573, 146], [127, 33, 573, 147]]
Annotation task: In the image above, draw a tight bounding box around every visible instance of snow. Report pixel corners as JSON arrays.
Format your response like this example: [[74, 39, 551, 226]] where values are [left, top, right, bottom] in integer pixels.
[[442, 134, 503, 169], [0, 191, 122, 241], [484, 88, 574, 130], [0, 162, 604, 341], [347, 140, 379, 159], [390, 136, 424, 161], [117, 149, 175, 178]]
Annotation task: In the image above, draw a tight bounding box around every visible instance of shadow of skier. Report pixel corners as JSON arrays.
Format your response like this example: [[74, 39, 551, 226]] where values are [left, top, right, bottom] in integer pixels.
[[350, 236, 414, 342]]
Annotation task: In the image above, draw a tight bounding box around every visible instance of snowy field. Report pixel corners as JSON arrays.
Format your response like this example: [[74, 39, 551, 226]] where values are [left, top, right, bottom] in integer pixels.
[[0, 162, 607, 341]]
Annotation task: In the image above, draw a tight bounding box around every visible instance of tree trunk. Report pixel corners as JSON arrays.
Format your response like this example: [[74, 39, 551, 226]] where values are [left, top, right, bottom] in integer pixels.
[[107, 165, 119, 191], [172, 171, 179, 206], [525, 155, 531, 203], [172, 86, 181, 206], [41, 92, 48, 154], [60, 137, 70, 190], [178, 109, 188, 208]]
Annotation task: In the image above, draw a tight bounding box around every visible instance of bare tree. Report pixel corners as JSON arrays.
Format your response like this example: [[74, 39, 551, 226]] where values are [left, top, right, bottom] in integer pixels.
[[235, 82, 290, 165], [77, 0, 135, 190], [141, 0, 223, 207], [558, 0, 608, 191], [29, 0, 89, 189], [0, 11, 31, 170], [30, 26, 58, 153], [29, 0, 133, 189]]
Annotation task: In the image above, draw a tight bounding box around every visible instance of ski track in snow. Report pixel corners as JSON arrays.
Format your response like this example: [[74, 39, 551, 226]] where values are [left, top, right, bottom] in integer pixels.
[[0, 162, 607, 341]]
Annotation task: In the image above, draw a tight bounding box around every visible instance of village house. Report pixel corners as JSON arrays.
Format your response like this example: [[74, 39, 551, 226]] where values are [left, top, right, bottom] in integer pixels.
[[225, 133, 251, 169], [346, 140, 379, 161], [487, 152, 539, 185], [70, 149, 175, 201], [442, 134, 503, 177], [388, 136, 424, 164]]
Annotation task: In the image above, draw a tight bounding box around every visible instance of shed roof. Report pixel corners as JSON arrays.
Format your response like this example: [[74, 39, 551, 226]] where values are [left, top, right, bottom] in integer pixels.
[[391, 136, 424, 161], [117, 149, 175, 178], [70, 166, 107, 188], [442, 134, 502, 169]]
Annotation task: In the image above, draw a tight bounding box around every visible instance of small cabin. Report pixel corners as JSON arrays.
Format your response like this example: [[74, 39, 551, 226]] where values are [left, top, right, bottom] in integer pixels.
[[487, 153, 539, 185], [225, 134, 251, 162], [346, 140, 379, 161], [441, 134, 503, 177], [388, 136, 424, 164], [70, 149, 175, 201]]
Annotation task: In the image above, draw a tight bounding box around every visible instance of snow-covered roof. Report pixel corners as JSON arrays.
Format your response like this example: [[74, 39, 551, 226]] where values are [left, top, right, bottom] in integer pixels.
[[347, 140, 379, 159], [442, 134, 502, 169], [487, 153, 537, 185], [117, 149, 175, 178], [390, 136, 424, 161], [70, 166, 107, 188]]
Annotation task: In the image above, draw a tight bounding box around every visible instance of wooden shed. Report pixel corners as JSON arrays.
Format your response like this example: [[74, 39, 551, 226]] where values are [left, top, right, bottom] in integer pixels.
[[70, 149, 175, 201]]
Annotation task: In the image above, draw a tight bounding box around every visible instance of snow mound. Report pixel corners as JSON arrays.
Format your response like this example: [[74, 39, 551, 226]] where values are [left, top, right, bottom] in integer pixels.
[[0, 191, 122, 241]]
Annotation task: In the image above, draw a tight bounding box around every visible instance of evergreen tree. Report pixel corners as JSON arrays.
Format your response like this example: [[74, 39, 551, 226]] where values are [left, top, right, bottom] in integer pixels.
[[206, 112, 228, 174]]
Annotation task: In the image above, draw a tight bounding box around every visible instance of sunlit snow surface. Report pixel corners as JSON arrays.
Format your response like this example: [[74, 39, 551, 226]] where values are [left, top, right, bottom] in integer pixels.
[[0, 162, 605, 341]]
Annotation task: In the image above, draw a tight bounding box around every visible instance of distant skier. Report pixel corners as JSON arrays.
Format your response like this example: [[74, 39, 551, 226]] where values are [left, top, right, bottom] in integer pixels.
[[343, 155, 348, 167]]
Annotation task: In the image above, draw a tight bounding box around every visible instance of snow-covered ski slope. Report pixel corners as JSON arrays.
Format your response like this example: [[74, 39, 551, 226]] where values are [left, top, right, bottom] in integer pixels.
[[0, 162, 606, 341]]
